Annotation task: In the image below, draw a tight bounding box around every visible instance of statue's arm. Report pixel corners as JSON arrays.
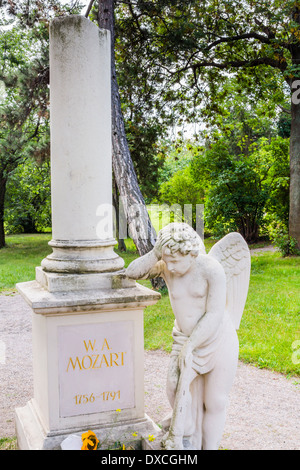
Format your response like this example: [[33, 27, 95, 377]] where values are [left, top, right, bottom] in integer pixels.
[[126, 248, 164, 280], [126, 232, 167, 280], [179, 257, 226, 367]]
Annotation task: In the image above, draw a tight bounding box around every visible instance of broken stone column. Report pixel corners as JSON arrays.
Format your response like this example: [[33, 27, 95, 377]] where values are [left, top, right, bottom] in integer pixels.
[[15, 16, 160, 450], [41, 14, 123, 278]]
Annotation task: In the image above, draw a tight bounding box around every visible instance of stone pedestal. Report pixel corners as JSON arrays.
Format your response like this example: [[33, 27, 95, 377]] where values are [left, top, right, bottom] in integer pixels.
[[15, 279, 160, 450], [15, 16, 160, 450]]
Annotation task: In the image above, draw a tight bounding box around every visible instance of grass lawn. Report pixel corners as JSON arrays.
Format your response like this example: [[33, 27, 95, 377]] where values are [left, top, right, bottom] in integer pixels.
[[0, 437, 17, 450], [238, 252, 300, 376], [0, 233, 299, 377], [0, 233, 53, 291]]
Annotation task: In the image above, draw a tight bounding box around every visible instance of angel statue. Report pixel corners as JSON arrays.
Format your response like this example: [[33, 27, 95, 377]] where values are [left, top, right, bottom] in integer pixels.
[[126, 222, 250, 450]]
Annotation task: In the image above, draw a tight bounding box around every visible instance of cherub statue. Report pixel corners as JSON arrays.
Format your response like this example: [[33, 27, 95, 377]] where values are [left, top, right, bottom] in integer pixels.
[[126, 223, 250, 450]]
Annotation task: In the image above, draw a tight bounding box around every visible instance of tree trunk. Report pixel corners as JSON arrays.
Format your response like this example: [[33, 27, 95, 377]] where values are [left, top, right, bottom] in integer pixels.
[[289, 96, 300, 249], [98, 0, 166, 289], [113, 174, 126, 252], [0, 175, 7, 248], [97, 0, 156, 255], [239, 216, 259, 244]]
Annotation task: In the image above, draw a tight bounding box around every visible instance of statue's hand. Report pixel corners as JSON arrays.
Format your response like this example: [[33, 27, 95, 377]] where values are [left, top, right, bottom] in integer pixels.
[[153, 227, 173, 259], [178, 341, 193, 371]]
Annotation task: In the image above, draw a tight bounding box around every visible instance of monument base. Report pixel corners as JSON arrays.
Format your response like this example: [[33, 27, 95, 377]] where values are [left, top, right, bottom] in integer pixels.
[[16, 399, 160, 450], [15, 276, 160, 451]]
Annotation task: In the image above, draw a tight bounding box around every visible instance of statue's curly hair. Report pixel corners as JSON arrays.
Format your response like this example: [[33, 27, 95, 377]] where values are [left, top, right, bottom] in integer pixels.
[[157, 223, 205, 257]]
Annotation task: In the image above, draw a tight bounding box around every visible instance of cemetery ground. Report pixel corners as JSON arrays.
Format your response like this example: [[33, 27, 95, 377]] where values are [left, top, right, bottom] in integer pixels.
[[0, 233, 299, 450]]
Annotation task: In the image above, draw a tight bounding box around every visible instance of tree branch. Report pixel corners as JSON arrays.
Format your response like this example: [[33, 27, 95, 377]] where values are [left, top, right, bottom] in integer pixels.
[[277, 104, 291, 114], [127, 0, 147, 38], [85, 0, 96, 18], [177, 56, 287, 75], [205, 31, 273, 51], [29, 118, 41, 140]]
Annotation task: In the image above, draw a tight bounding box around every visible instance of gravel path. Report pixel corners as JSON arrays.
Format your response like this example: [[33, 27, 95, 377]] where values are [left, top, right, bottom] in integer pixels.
[[0, 292, 299, 450]]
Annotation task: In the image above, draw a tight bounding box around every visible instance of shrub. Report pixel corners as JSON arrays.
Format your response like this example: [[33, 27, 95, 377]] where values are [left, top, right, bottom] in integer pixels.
[[4, 158, 51, 234], [269, 222, 300, 257]]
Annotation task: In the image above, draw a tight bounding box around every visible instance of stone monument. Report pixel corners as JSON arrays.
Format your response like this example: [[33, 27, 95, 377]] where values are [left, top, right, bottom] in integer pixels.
[[15, 15, 160, 450], [126, 222, 251, 450]]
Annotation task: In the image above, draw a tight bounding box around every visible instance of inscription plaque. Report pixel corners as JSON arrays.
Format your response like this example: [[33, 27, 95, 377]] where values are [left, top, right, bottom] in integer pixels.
[[58, 321, 135, 417]]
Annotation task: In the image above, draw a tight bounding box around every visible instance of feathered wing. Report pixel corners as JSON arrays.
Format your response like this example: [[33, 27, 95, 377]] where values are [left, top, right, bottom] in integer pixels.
[[208, 232, 251, 330]]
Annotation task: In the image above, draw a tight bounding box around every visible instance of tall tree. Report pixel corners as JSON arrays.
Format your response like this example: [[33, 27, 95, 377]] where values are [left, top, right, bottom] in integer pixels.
[[97, 0, 157, 255], [114, 0, 300, 248], [0, 1, 80, 248], [0, 26, 50, 247]]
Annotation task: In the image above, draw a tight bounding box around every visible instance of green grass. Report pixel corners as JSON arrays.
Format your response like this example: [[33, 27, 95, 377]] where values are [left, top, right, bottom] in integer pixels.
[[0, 233, 52, 291], [0, 233, 299, 377], [238, 252, 300, 376], [0, 437, 17, 450]]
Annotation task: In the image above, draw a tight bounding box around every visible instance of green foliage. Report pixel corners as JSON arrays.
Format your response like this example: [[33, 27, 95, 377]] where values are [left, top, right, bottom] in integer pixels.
[[190, 118, 290, 243], [4, 158, 51, 234], [112, 1, 300, 248], [157, 139, 203, 204], [146, 138, 204, 229], [113, 0, 300, 123], [0, 1, 296, 249], [268, 220, 300, 256], [150, 99, 290, 245], [261, 138, 290, 226], [159, 165, 203, 207], [124, 117, 165, 202], [0, 1, 83, 247], [158, 166, 204, 228], [1, 0, 82, 27], [112, 3, 172, 202], [277, 111, 292, 138], [156, 138, 196, 181], [0, 437, 17, 450], [0, 18, 51, 246]]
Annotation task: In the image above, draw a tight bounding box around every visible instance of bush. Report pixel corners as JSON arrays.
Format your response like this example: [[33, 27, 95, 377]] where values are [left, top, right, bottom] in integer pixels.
[[4, 158, 51, 234], [158, 166, 204, 229], [269, 222, 300, 257], [190, 136, 289, 243]]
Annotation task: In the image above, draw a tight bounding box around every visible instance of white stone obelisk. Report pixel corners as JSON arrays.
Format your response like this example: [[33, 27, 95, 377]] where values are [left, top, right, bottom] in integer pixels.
[[15, 16, 160, 450]]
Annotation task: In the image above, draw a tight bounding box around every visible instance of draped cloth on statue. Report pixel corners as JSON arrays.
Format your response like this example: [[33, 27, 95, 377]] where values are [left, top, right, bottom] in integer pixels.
[[170, 313, 229, 375]]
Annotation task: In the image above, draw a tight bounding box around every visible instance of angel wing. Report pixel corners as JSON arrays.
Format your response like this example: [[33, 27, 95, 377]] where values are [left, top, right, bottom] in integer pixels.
[[208, 232, 251, 330]]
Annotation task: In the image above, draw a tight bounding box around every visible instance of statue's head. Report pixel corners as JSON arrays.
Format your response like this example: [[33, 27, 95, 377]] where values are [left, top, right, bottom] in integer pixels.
[[157, 222, 205, 257], [157, 223, 205, 275]]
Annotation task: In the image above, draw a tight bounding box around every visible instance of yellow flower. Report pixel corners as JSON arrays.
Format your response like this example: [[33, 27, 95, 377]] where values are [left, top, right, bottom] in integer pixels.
[[148, 434, 155, 442], [116, 408, 121, 412], [81, 430, 99, 450], [122, 444, 126, 450], [132, 432, 138, 437]]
